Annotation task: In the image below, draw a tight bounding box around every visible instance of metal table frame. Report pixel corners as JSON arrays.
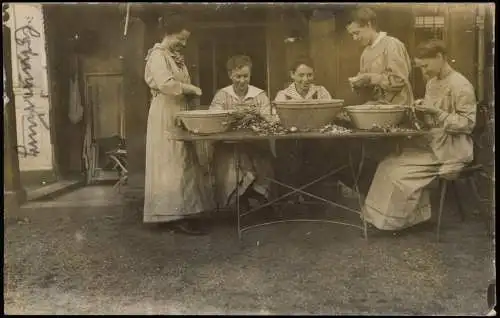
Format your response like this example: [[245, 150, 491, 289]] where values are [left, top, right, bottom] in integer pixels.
[[172, 130, 428, 241]]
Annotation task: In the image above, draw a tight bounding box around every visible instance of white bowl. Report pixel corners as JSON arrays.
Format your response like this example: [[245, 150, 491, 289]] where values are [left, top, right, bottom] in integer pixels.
[[274, 99, 345, 130], [176, 109, 235, 134], [344, 104, 408, 130]]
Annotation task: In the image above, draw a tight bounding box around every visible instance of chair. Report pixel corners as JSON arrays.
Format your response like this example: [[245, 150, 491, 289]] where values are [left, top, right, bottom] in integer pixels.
[[435, 103, 492, 242], [106, 149, 128, 193]]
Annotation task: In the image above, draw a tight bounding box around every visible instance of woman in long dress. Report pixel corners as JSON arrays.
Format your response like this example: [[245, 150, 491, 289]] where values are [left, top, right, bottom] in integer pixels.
[[362, 39, 477, 231], [143, 17, 215, 235], [209, 55, 278, 210]]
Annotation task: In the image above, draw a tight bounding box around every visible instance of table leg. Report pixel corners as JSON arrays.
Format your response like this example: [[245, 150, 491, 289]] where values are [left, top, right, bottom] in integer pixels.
[[241, 165, 349, 218], [238, 169, 366, 236], [266, 176, 361, 214], [234, 143, 242, 240], [235, 140, 368, 241], [208, 159, 217, 220], [349, 141, 368, 240]]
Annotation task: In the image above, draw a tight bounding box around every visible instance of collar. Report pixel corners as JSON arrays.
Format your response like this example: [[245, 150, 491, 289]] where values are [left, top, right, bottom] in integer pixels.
[[282, 83, 320, 100], [145, 43, 180, 61], [370, 32, 387, 48], [145, 43, 163, 61], [222, 85, 264, 100]]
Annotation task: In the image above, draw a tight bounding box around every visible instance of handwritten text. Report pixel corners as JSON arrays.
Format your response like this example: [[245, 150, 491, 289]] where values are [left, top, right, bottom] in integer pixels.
[[15, 18, 45, 158]]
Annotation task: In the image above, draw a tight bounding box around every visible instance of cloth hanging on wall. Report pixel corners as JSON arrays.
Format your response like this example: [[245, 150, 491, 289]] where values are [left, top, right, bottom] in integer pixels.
[[68, 55, 84, 124]]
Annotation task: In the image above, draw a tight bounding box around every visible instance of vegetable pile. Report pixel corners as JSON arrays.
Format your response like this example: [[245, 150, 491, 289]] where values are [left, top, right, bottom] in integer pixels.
[[231, 109, 352, 136], [231, 109, 289, 135], [319, 123, 352, 134], [367, 124, 417, 133], [230, 109, 418, 135]]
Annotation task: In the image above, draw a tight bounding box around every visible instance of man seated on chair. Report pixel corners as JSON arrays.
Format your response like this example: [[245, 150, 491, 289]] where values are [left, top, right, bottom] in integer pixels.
[[362, 39, 477, 231]]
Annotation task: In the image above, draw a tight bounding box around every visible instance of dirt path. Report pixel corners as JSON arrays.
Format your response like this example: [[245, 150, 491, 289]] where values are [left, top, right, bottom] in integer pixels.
[[4, 202, 494, 315]]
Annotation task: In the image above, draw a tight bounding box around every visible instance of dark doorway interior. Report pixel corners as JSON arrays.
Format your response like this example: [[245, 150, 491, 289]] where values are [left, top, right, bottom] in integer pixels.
[[196, 26, 268, 106]]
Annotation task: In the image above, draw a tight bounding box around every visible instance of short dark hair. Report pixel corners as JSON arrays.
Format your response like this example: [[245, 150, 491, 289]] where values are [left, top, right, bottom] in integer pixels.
[[415, 39, 447, 59], [226, 55, 252, 73], [348, 7, 378, 29], [159, 15, 191, 36], [290, 57, 315, 73]]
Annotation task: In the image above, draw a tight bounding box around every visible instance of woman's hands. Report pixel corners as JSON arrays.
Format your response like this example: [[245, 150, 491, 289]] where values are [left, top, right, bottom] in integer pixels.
[[191, 86, 202, 96], [336, 110, 351, 122], [413, 99, 439, 115], [182, 84, 203, 96], [348, 73, 373, 88]]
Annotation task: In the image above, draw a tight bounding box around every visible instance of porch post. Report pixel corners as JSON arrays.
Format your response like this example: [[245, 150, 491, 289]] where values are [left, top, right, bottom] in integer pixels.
[[122, 14, 148, 197], [3, 11, 27, 213], [309, 11, 337, 96], [446, 4, 478, 88]]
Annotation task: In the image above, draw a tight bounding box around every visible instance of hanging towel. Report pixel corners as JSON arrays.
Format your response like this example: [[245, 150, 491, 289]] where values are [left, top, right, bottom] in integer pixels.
[[68, 55, 84, 124]]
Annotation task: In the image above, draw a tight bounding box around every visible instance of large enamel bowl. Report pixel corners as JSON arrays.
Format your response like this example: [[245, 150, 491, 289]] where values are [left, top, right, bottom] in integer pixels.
[[344, 104, 408, 130], [274, 99, 345, 130], [176, 109, 236, 134]]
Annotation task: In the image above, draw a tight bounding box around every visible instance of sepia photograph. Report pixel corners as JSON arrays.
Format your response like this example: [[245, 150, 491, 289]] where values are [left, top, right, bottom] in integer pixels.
[[3, 2, 495, 315]]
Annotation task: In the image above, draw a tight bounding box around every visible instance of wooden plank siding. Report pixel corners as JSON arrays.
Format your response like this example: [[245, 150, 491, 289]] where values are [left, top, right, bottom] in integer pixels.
[[41, 4, 489, 187]]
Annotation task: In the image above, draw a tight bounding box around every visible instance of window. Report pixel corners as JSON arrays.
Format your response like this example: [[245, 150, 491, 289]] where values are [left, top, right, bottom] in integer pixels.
[[412, 14, 446, 97], [414, 15, 445, 41]]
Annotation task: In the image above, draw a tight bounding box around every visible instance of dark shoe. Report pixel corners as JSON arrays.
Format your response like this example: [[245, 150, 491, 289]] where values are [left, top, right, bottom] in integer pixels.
[[235, 197, 251, 215], [173, 220, 209, 236]]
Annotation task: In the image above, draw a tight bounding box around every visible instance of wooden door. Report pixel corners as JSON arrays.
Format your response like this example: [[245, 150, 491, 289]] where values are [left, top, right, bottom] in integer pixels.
[[85, 73, 125, 178], [86, 73, 125, 140]]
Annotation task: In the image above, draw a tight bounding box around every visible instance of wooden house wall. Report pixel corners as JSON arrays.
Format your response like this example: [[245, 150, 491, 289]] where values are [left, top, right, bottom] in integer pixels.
[[43, 5, 75, 177], [40, 4, 493, 197]]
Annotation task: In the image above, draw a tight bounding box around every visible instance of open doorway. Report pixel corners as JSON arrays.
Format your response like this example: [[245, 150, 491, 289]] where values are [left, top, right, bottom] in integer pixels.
[[195, 25, 268, 106], [45, 5, 127, 186]]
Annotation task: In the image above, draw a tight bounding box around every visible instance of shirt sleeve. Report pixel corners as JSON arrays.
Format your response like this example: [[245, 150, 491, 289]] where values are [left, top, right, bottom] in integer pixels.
[[145, 50, 183, 96], [370, 40, 411, 93], [436, 82, 477, 134], [209, 90, 228, 111]]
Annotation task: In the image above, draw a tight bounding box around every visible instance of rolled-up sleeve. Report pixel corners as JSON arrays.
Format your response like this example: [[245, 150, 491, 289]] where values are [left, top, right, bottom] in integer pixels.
[[437, 83, 477, 134], [370, 41, 411, 93], [209, 90, 228, 110], [145, 50, 183, 96]]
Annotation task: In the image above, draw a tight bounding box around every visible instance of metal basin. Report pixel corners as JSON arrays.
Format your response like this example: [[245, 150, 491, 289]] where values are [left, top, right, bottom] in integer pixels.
[[274, 99, 345, 130], [176, 109, 235, 134], [344, 104, 408, 130]]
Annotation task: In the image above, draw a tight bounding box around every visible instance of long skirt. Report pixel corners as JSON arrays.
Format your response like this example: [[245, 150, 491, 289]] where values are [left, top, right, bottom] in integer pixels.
[[143, 94, 215, 223], [362, 147, 466, 230], [213, 141, 274, 207]]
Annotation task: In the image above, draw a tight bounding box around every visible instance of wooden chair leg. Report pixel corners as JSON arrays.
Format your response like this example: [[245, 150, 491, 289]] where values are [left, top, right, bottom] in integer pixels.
[[469, 176, 485, 203], [468, 176, 492, 235], [436, 180, 447, 242], [451, 181, 466, 221]]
